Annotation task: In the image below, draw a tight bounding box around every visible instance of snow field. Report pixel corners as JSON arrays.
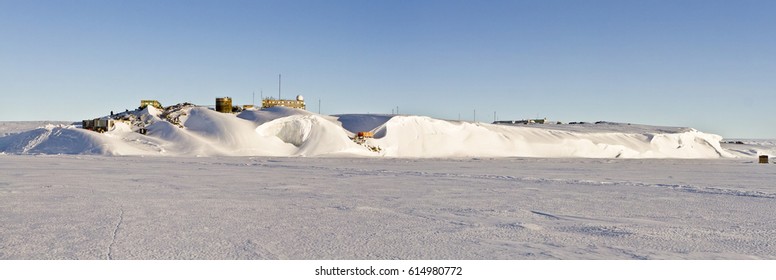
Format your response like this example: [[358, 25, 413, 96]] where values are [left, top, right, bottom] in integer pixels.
[[0, 156, 774, 259]]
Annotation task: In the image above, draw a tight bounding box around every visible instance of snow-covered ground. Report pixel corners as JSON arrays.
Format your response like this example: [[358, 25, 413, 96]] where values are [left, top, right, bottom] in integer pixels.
[[0, 155, 774, 259], [1, 108, 774, 260], [0, 106, 753, 158], [721, 139, 776, 159]]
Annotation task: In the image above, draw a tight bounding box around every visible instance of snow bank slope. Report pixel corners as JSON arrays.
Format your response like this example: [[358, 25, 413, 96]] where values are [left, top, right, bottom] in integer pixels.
[[237, 106, 315, 126], [0, 121, 74, 137], [180, 107, 295, 156], [0, 124, 154, 155], [371, 116, 732, 158], [256, 114, 374, 157], [0, 108, 735, 158]]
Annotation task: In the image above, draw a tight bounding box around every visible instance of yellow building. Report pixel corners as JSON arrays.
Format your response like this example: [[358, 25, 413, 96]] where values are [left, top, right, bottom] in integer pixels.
[[261, 95, 306, 110], [140, 100, 163, 109]]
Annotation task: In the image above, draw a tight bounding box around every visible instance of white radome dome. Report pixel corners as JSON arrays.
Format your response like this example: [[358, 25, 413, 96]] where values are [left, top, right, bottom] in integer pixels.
[[296, 95, 304, 101]]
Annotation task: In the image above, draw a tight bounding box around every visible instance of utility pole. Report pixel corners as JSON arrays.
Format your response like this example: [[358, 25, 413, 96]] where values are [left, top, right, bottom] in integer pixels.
[[278, 74, 281, 99], [252, 91, 255, 107], [318, 99, 321, 114]]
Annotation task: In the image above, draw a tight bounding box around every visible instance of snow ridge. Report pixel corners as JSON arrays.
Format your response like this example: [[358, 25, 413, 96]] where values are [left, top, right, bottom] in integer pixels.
[[0, 107, 746, 158]]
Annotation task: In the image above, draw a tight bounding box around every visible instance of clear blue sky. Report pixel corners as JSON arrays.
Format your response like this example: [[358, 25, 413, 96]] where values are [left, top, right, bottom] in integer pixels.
[[1, 0, 774, 138]]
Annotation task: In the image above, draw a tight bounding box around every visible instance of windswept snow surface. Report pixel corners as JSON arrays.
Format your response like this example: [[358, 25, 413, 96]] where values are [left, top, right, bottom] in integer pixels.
[[0, 107, 747, 158], [0, 155, 774, 259], [370, 117, 732, 158], [721, 139, 776, 159], [0, 121, 74, 137]]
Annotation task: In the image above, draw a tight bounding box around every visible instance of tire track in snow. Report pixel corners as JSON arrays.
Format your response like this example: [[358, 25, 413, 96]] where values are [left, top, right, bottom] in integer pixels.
[[107, 207, 124, 260], [233, 239, 280, 260], [530, 211, 562, 220]]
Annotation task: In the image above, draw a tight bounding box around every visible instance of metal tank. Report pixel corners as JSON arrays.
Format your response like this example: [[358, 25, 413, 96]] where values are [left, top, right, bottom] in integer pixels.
[[215, 97, 232, 113]]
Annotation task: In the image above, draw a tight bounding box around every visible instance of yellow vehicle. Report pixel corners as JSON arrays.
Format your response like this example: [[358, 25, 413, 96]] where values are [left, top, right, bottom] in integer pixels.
[[357, 131, 374, 138]]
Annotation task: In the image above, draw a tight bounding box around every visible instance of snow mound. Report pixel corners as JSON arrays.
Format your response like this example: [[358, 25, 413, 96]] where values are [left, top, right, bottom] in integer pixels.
[[238, 106, 333, 126], [0, 124, 152, 155], [0, 121, 75, 137], [370, 116, 733, 158], [256, 114, 374, 157], [0, 108, 742, 158], [721, 139, 776, 158], [179, 107, 295, 156]]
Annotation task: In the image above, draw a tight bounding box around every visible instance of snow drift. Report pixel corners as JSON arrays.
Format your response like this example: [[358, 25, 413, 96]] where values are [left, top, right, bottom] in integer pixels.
[[0, 105, 741, 158], [369, 116, 732, 158]]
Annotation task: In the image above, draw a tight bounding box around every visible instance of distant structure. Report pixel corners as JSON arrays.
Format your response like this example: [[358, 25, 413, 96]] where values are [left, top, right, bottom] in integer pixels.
[[262, 95, 306, 110], [353, 131, 374, 144], [140, 100, 163, 109], [494, 118, 547, 125], [215, 97, 233, 113], [82, 118, 115, 133], [351, 131, 381, 153]]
